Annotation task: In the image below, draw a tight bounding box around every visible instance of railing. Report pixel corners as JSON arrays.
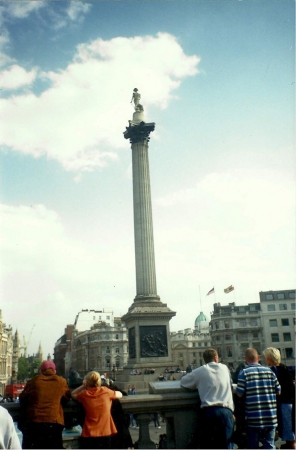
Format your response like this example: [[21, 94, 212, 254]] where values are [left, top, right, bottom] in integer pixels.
[[2, 387, 201, 449]]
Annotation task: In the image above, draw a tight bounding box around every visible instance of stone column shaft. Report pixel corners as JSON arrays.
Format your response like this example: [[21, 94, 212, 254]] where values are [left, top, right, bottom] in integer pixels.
[[132, 140, 157, 299]]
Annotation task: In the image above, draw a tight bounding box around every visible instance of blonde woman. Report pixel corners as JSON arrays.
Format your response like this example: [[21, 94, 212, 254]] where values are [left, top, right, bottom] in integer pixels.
[[71, 371, 122, 449], [263, 347, 295, 449]]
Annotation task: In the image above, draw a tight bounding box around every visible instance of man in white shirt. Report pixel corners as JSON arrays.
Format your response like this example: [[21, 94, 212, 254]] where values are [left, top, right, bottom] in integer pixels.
[[180, 348, 234, 449], [0, 406, 21, 449]]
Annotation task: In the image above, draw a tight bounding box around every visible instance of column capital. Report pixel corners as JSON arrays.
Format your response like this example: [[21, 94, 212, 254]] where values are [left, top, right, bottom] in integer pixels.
[[124, 121, 155, 145]]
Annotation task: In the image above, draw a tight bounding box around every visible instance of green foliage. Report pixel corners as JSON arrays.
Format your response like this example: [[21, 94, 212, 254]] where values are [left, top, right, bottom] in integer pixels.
[[17, 357, 42, 381], [17, 356, 29, 381]]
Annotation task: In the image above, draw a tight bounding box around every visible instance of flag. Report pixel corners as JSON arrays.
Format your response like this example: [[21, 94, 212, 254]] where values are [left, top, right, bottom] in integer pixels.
[[207, 288, 215, 296], [224, 285, 234, 294]]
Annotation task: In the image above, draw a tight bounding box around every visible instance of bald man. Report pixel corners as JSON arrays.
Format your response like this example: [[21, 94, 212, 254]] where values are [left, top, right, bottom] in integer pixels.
[[236, 348, 281, 449]]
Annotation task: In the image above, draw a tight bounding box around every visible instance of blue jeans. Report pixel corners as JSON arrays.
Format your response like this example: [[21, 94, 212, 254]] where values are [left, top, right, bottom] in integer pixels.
[[246, 426, 276, 449], [200, 406, 234, 449]]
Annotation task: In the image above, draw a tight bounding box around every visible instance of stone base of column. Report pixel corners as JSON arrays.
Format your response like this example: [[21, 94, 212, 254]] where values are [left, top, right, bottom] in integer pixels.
[[134, 294, 161, 303], [120, 299, 176, 388]]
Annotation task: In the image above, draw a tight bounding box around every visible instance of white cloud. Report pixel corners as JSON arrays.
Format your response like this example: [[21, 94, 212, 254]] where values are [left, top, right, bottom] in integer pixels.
[[6, 1, 46, 19], [0, 33, 200, 173], [66, 1, 92, 21], [154, 168, 295, 302], [0, 202, 135, 355], [0, 64, 37, 89]]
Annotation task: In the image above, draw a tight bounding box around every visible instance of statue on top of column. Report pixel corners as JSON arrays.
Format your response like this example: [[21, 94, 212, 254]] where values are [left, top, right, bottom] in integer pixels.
[[131, 88, 144, 112]]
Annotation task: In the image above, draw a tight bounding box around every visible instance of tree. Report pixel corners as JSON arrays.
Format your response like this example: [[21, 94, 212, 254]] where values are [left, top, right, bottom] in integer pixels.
[[17, 357, 42, 381], [17, 356, 29, 381]]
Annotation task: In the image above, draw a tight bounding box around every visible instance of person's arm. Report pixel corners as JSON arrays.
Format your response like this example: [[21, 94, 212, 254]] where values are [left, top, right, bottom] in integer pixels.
[[273, 372, 281, 397], [71, 380, 86, 400], [180, 371, 198, 390], [115, 390, 123, 399], [235, 372, 246, 398]]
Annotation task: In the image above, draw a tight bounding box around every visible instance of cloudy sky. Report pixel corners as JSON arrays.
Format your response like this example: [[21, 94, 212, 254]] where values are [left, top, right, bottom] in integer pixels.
[[0, 0, 294, 359]]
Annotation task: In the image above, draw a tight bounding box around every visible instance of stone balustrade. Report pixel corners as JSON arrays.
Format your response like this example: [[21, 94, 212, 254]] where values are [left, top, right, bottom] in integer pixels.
[[2, 383, 201, 449]]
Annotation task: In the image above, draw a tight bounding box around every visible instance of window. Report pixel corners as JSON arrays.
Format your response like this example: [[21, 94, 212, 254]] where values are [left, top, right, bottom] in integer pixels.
[[216, 336, 221, 341], [193, 343, 196, 347], [224, 321, 230, 329], [266, 294, 274, 300], [286, 348, 293, 358], [116, 334, 119, 339], [115, 347, 119, 353], [268, 304, 275, 311], [277, 293, 285, 300], [291, 303, 296, 310], [227, 347, 232, 357], [238, 306, 246, 312], [271, 333, 279, 342], [106, 346, 110, 353], [250, 319, 258, 326], [249, 305, 257, 311], [215, 323, 219, 330], [193, 352, 196, 357], [293, 318, 296, 325], [106, 316, 110, 320], [225, 334, 231, 341], [279, 304, 287, 311], [116, 359, 120, 368], [289, 292, 295, 299], [281, 319, 289, 326], [269, 319, 277, 327], [283, 333, 291, 342], [239, 320, 247, 327], [179, 353, 183, 358], [253, 332, 259, 338]]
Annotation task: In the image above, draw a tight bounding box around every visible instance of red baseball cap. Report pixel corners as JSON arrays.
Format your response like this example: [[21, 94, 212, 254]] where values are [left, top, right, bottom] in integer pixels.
[[40, 360, 56, 372]]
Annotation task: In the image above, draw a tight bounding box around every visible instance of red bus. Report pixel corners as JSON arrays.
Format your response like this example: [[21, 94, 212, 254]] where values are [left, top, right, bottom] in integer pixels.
[[5, 383, 26, 399]]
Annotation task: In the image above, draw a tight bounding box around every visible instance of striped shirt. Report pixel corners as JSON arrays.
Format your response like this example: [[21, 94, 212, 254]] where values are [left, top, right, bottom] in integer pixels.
[[236, 363, 281, 428]]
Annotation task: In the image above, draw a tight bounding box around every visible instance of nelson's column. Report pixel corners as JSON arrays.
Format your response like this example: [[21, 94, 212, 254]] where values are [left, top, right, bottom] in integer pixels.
[[121, 89, 176, 379]]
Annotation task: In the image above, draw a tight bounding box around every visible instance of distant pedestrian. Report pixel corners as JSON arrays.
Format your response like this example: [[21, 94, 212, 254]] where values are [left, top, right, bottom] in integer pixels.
[[263, 347, 295, 449], [181, 348, 234, 449], [236, 348, 281, 449], [152, 412, 161, 428], [0, 405, 21, 449]]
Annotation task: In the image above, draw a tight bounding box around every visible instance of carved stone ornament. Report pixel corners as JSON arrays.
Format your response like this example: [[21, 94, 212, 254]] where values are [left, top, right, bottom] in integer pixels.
[[139, 325, 168, 358], [124, 122, 155, 144]]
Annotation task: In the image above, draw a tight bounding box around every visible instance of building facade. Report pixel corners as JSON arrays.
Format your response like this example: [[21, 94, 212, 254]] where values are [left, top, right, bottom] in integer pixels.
[[260, 289, 295, 368], [53, 325, 74, 377], [171, 312, 211, 370], [210, 302, 263, 369], [0, 310, 13, 396], [69, 311, 128, 377], [11, 330, 21, 382]]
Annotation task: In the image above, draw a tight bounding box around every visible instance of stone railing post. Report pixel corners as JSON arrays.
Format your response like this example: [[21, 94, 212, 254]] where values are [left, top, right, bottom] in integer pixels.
[[134, 413, 156, 449], [161, 412, 176, 448]]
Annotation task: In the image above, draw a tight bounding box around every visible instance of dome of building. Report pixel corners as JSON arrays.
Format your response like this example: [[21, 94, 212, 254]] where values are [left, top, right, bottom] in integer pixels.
[[194, 311, 208, 327]]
